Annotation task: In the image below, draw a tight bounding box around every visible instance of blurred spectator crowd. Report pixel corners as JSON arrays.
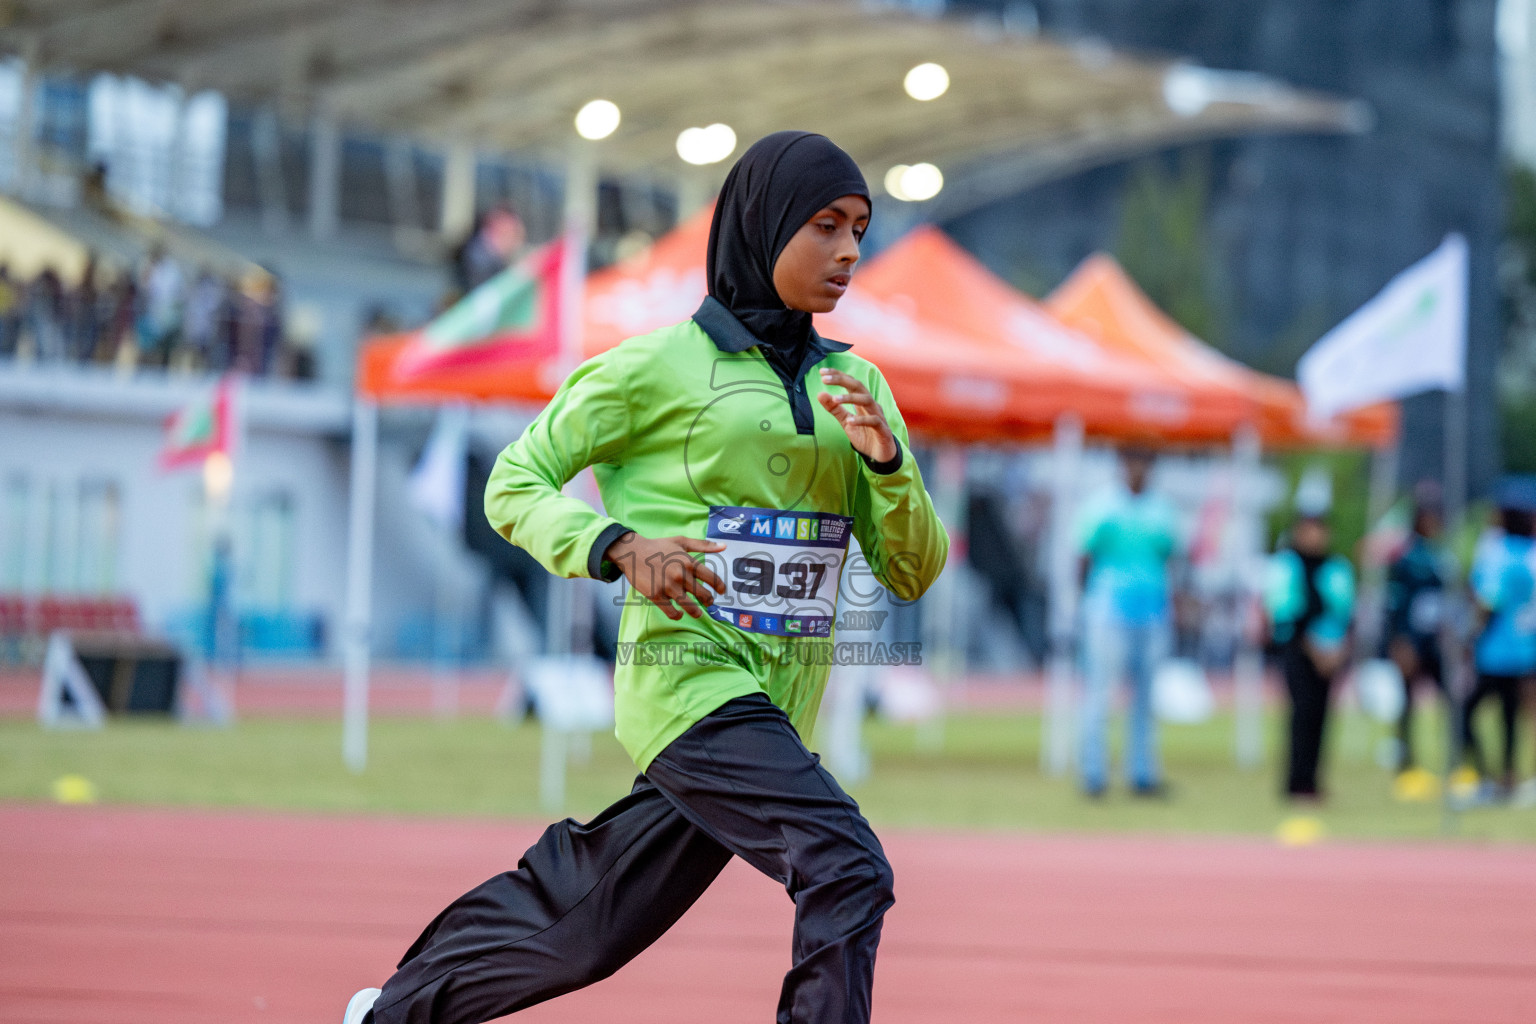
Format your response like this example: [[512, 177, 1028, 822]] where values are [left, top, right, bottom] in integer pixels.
[[0, 247, 314, 380]]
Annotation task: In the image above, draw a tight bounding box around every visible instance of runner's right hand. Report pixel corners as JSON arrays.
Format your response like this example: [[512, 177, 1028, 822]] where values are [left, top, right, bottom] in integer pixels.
[[605, 532, 726, 619]]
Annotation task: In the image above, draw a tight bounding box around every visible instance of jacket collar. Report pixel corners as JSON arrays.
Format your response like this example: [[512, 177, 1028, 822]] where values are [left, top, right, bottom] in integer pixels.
[[692, 296, 852, 356]]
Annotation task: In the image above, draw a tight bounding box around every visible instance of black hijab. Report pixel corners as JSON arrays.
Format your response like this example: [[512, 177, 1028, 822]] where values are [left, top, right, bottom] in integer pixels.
[[705, 131, 869, 367]]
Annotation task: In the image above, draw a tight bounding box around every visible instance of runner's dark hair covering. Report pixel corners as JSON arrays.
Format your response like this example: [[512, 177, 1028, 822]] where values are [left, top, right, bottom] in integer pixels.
[[706, 130, 869, 371]]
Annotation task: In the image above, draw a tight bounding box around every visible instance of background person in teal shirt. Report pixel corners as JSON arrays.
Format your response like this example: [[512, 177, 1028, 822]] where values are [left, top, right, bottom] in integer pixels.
[[1460, 498, 1536, 795], [1264, 514, 1355, 801], [1076, 445, 1182, 798]]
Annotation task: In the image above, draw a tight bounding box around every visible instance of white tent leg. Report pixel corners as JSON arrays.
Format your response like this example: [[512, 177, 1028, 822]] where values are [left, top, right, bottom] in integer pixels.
[[1043, 414, 1083, 776], [1441, 387, 1469, 832], [562, 142, 595, 366], [535, 145, 599, 665], [1230, 425, 1265, 769], [544, 573, 573, 656], [343, 399, 378, 773], [824, 662, 872, 786], [918, 443, 966, 752], [1351, 436, 1406, 767], [540, 726, 568, 812], [1353, 441, 1402, 674], [432, 571, 460, 719]]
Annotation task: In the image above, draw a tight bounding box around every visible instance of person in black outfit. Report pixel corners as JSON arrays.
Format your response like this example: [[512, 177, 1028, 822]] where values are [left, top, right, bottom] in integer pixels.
[[1267, 516, 1355, 801], [1381, 491, 1447, 773]]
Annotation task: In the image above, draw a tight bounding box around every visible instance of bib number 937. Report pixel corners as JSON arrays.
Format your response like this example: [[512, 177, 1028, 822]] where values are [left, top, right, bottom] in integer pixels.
[[731, 556, 828, 600], [704, 505, 853, 638]]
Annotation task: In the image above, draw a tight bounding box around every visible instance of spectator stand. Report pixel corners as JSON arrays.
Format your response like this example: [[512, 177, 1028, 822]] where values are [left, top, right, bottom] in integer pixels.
[[0, 192, 309, 382]]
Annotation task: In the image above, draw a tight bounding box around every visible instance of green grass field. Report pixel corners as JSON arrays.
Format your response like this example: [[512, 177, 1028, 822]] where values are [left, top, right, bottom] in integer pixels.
[[3, 708, 1534, 842]]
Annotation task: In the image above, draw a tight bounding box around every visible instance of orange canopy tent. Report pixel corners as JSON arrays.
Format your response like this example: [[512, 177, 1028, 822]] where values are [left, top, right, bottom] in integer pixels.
[[827, 226, 1242, 445], [584, 207, 1138, 442], [358, 213, 1394, 450], [363, 210, 1196, 445], [583, 207, 714, 356], [1044, 253, 1398, 449]]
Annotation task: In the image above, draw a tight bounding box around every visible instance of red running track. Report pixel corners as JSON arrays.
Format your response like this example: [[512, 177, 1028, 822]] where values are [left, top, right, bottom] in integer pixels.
[[2, 804, 1533, 1024]]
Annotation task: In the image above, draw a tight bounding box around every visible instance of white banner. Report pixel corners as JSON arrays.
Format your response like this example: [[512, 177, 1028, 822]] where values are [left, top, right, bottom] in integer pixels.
[[1298, 234, 1468, 419]]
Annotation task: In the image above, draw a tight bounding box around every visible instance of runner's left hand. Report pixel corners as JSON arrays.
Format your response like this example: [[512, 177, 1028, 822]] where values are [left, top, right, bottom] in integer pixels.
[[817, 368, 898, 464]]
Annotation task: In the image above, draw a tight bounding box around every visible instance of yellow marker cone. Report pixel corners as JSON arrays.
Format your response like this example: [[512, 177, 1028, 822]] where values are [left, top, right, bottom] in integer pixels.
[[1276, 814, 1325, 846], [51, 774, 98, 805], [1448, 766, 1480, 801], [1393, 767, 1441, 803]]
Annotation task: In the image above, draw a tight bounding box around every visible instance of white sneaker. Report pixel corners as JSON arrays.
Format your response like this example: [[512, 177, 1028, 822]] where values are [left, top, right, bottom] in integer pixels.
[[343, 987, 381, 1024]]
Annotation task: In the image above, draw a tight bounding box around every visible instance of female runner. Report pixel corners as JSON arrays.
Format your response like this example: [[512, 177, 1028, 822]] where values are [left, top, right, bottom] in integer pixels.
[[346, 130, 949, 1024]]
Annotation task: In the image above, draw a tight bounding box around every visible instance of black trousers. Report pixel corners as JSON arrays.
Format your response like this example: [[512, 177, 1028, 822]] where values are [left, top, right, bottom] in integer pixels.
[[1282, 644, 1333, 797], [1393, 640, 1444, 771], [1462, 673, 1523, 783], [369, 693, 894, 1024]]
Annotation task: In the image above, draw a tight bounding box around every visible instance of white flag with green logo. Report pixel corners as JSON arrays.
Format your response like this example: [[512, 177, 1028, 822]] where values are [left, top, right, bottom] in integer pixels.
[[1298, 234, 1467, 419]]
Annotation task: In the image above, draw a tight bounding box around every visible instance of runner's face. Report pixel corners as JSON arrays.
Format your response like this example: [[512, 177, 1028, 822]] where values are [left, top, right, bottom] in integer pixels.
[[1122, 453, 1153, 494], [771, 195, 870, 314], [1294, 519, 1329, 555]]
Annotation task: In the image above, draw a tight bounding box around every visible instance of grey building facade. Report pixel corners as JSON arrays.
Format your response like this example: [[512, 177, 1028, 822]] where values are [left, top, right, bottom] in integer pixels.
[[947, 0, 1504, 497]]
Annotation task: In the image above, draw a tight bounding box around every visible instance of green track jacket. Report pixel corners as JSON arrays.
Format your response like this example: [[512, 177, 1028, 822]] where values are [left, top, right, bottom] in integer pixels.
[[486, 298, 950, 769]]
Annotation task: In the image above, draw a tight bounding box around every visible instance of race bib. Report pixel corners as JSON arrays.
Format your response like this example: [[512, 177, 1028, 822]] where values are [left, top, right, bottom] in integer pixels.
[[702, 505, 853, 638]]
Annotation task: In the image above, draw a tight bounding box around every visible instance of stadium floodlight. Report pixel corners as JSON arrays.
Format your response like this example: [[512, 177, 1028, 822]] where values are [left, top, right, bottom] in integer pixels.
[[884, 162, 943, 202], [203, 451, 234, 503], [900, 162, 944, 201], [574, 99, 621, 140], [903, 62, 950, 101], [676, 123, 738, 165]]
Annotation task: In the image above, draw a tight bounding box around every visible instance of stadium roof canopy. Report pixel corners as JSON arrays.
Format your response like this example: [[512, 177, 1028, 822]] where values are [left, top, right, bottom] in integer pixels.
[[0, 0, 1368, 217]]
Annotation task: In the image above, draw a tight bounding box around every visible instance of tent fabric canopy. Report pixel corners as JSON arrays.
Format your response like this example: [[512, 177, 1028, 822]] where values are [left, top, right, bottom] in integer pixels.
[[359, 211, 1395, 448], [825, 226, 1244, 444], [581, 207, 1143, 442], [1044, 253, 1397, 448], [364, 209, 1148, 442]]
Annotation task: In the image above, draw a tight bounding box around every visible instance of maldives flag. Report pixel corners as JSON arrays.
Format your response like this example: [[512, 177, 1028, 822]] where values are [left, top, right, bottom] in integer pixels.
[[160, 376, 234, 470], [394, 238, 566, 382]]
